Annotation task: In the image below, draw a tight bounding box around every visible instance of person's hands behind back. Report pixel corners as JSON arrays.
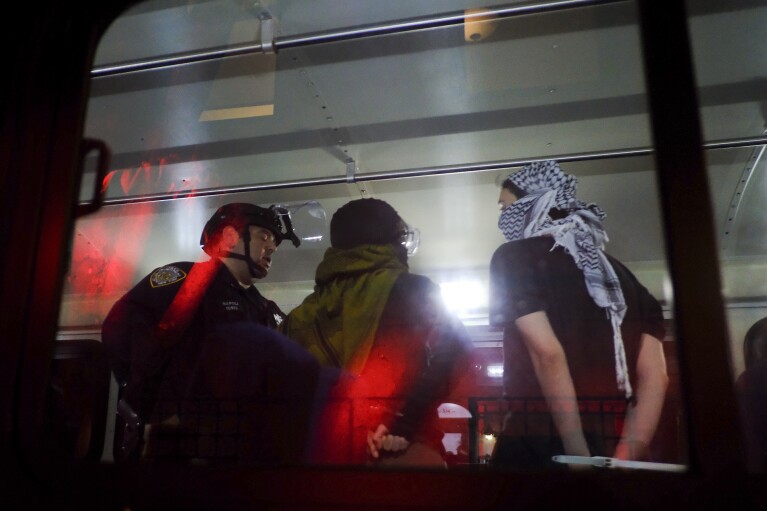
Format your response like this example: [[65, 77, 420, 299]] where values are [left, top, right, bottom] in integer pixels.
[[366, 424, 409, 459]]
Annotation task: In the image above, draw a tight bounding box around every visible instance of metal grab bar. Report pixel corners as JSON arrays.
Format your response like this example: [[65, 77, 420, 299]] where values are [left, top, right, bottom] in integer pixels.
[[83, 134, 767, 208], [91, 0, 627, 78]]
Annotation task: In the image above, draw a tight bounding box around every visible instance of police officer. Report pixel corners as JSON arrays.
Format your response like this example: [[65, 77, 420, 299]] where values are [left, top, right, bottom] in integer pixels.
[[102, 202, 302, 461]]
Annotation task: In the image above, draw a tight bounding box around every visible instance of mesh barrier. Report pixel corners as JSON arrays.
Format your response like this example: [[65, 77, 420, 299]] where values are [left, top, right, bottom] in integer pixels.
[[469, 396, 627, 464], [468, 396, 685, 465]]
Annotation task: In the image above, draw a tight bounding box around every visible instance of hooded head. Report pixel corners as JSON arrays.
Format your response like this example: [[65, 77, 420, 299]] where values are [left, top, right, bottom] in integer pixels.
[[330, 198, 402, 248], [330, 198, 419, 262]]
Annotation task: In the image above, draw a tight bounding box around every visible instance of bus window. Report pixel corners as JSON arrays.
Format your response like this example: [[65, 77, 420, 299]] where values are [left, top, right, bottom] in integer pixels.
[[50, 0, 695, 474], [686, 0, 767, 473]]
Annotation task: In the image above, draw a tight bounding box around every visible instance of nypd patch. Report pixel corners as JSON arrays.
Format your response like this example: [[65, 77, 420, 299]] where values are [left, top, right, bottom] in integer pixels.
[[150, 265, 187, 288]]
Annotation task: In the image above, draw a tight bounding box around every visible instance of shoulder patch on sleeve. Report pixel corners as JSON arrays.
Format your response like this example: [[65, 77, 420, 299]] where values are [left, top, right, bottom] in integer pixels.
[[150, 265, 188, 288]]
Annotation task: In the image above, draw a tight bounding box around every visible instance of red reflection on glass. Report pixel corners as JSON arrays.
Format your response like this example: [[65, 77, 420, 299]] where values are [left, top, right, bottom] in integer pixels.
[[64, 157, 219, 327], [62, 203, 156, 326], [101, 170, 116, 193], [309, 328, 445, 465], [105, 157, 218, 198]]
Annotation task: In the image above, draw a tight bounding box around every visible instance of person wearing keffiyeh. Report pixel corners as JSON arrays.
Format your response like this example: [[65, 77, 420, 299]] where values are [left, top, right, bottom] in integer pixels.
[[489, 160, 669, 468]]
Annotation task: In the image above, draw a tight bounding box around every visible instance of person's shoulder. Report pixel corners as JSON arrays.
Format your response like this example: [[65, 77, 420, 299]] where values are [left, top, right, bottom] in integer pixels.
[[394, 272, 439, 294], [143, 261, 196, 290], [492, 237, 553, 262], [109, 261, 198, 315], [603, 253, 643, 286], [604, 252, 629, 272], [738, 359, 767, 393], [389, 273, 443, 309], [385, 272, 445, 321]]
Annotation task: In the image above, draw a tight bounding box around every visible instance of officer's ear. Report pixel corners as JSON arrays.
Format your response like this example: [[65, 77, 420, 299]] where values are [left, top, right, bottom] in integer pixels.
[[220, 225, 241, 250]]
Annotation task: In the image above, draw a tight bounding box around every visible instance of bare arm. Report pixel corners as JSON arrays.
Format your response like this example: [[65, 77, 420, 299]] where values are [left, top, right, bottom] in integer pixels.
[[614, 333, 668, 460], [515, 311, 590, 457]]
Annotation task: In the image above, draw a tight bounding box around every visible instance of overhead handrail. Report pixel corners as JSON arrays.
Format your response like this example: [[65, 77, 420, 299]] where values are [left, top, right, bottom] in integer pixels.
[[79, 134, 767, 208], [91, 0, 627, 78]]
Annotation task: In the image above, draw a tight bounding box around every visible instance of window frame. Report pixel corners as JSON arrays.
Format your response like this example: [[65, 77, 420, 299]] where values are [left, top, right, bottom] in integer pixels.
[[1, 0, 764, 508]]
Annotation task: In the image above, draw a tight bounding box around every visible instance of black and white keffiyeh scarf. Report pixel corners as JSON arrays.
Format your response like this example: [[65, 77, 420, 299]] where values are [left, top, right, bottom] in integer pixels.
[[498, 160, 633, 399]]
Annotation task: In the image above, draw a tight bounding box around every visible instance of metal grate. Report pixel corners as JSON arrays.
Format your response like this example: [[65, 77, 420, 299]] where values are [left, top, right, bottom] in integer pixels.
[[467, 396, 629, 464]]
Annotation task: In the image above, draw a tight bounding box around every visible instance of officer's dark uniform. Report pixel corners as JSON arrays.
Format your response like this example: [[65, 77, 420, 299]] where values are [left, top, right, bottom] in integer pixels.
[[101, 202, 305, 462], [103, 259, 286, 419]]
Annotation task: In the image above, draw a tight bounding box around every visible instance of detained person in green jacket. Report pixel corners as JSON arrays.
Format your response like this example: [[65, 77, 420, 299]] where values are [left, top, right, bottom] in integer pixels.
[[281, 198, 472, 466]]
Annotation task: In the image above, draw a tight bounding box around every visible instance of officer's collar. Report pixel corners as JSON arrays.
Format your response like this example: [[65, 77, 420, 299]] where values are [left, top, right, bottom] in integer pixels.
[[215, 257, 260, 290]]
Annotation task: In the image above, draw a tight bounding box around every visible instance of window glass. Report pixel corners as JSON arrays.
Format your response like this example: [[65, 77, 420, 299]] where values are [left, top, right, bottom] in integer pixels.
[[54, 0, 689, 472], [686, 0, 767, 473]]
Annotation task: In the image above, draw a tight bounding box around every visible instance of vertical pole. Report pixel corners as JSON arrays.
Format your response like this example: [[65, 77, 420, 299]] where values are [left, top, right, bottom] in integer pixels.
[[636, 0, 744, 475]]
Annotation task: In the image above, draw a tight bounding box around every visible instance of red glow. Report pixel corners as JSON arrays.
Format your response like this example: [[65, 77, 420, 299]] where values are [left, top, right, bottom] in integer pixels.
[[62, 202, 156, 326], [102, 156, 216, 199], [309, 326, 471, 464], [63, 156, 221, 326], [101, 170, 117, 193], [154, 260, 219, 347]]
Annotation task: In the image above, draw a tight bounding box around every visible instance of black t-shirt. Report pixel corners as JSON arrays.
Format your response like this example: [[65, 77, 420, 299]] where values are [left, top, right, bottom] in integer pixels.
[[489, 237, 665, 399]]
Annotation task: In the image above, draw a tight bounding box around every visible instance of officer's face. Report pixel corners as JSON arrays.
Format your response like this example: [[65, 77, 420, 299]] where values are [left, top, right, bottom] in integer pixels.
[[246, 226, 278, 278]]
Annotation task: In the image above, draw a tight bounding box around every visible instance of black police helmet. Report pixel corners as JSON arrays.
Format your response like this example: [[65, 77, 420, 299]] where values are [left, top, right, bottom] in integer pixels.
[[200, 203, 291, 256]]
